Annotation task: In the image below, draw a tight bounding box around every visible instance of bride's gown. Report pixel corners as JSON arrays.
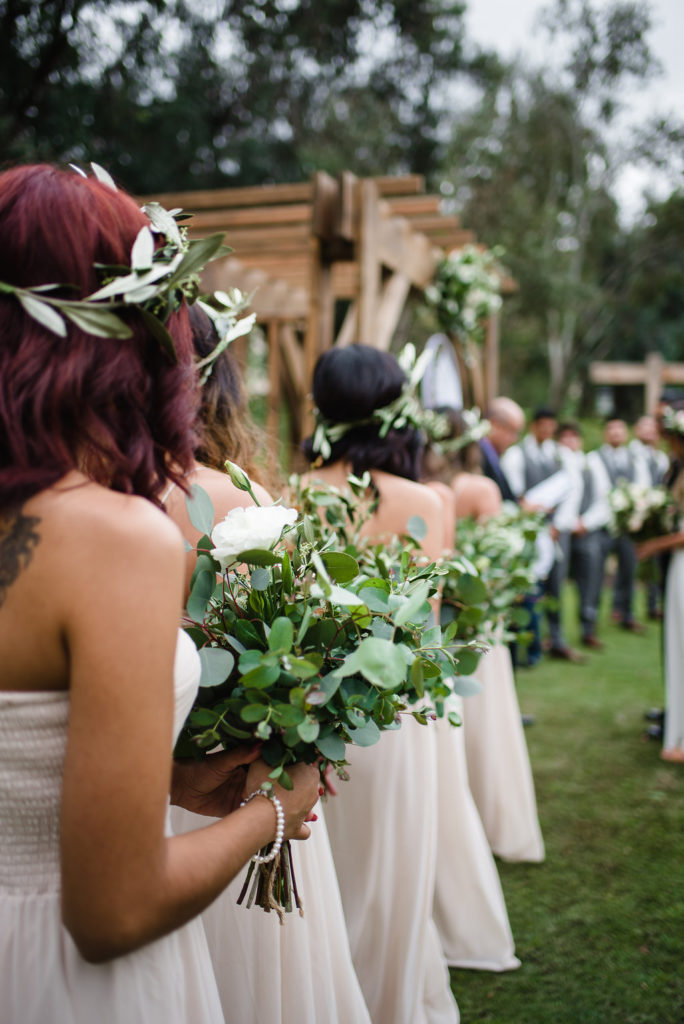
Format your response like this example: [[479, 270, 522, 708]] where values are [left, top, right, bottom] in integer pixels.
[[664, 534, 684, 755], [170, 803, 371, 1024], [0, 631, 224, 1024], [433, 698, 520, 972], [462, 643, 545, 863], [324, 718, 460, 1024]]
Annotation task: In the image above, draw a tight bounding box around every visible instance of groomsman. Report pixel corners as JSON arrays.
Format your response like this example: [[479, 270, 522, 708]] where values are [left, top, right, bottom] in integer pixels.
[[630, 415, 669, 618], [630, 415, 669, 485], [588, 418, 650, 631], [501, 408, 580, 662], [555, 423, 610, 649]]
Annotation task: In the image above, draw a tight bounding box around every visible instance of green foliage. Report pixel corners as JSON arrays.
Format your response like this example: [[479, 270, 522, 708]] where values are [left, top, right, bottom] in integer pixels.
[[175, 480, 477, 773]]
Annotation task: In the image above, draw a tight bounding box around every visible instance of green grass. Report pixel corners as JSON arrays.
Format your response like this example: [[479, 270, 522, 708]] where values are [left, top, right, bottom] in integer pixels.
[[450, 584, 684, 1024]]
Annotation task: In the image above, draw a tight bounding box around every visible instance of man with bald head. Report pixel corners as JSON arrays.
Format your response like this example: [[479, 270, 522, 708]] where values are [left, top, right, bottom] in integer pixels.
[[479, 396, 525, 502]]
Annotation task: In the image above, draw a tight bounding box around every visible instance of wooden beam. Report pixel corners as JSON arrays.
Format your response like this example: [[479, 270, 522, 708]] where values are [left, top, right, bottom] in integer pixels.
[[377, 215, 437, 289], [184, 204, 312, 231], [335, 301, 358, 348], [358, 179, 381, 344], [137, 182, 313, 210], [386, 195, 443, 217], [311, 170, 340, 240], [372, 272, 411, 351], [372, 174, 425, 195]]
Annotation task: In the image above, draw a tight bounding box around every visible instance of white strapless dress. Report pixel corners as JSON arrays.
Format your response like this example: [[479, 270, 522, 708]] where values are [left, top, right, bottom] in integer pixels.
[[463, 643, 545, 863], [170, 802, 371, 1024], [664, 546, 684, 754], [433, 698, 520, 972], [0, 631, 225, 1024], [324, 718, 460, 1024]]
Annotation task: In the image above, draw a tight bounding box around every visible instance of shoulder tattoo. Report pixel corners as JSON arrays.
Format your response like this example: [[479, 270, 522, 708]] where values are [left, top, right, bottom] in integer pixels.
[[0, 507, 41, 608]]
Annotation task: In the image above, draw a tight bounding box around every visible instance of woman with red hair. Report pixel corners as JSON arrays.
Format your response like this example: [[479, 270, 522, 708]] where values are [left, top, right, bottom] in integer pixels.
[[0, 165, 319, 1024]]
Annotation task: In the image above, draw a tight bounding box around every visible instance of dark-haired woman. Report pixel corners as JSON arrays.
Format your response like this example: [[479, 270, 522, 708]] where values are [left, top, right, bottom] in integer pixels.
[[0, 165, 319, 1024], [167, 306, 371, 1024], [301, 345, 459, 1024]]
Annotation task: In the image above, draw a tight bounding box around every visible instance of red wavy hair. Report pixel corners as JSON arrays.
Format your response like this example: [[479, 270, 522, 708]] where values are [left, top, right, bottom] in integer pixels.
[[0, 164, 199, 508]]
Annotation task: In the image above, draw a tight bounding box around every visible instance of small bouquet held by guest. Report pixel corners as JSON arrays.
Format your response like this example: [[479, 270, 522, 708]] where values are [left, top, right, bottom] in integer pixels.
[[608, 480, 675, 541], [177, 462, 480, 918]]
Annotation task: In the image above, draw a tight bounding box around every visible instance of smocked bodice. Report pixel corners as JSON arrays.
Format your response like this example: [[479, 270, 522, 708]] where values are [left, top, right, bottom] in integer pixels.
[[0, 631, 200, 896]]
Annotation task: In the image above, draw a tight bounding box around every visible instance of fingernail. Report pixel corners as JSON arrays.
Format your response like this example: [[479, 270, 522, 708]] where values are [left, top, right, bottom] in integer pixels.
[[310, 813, 318, 822], [318, 786, 325, 795]]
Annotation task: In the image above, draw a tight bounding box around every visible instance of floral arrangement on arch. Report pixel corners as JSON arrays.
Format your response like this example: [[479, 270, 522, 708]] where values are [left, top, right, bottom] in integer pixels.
[[424, 243, 504, 345]]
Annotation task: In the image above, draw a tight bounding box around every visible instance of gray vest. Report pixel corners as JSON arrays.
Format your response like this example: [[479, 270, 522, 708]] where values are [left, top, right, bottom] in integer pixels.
[[579, 462, 595, 516], [599, 446, 636, 485], [523, 443, 560, 491]]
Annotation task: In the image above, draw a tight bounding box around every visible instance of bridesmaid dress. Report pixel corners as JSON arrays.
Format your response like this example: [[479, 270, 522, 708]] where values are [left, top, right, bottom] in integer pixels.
[[663, 529, 684, 757], [0, 631, 225, 1024], [433, 697, 520, 972], [170, 801, 371, 1024], [462, 643, 545, 863], [324, 718, 460, 1024]]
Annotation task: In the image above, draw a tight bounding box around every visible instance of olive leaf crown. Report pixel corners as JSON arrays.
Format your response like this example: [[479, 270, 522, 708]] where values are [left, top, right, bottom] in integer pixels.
[[661, 405, 684, 437], [311, 343, 453, 462], [0, 162, 253, 368], [428, 406, 491, 456]]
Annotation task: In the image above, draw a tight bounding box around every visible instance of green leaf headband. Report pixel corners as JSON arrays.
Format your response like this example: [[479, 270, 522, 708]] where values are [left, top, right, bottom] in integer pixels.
[[310, 344, 452, 462], [0, 163, 232, 362]]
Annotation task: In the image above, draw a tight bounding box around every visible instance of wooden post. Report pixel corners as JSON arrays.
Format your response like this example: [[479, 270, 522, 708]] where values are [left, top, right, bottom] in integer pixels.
[[357, 179, 381, 345], [266, 319, 281, 480], [645, 352, 665, 414], [484, 312, 500, 406]]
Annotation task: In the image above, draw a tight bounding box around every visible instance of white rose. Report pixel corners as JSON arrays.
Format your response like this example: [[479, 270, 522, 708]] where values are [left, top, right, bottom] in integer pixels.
[[210, 505, 298, 569]]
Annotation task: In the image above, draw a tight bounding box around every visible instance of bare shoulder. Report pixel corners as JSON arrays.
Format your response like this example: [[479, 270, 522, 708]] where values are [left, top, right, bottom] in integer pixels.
[[374, 471, 442, 514], [36, 477, 183, 570]]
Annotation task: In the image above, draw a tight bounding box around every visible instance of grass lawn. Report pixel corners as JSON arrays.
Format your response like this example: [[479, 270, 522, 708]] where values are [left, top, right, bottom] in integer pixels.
[[450, 583, 684, 1024]]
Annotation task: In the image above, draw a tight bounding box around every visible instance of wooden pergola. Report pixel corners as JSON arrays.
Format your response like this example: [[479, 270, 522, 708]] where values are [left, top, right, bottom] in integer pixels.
[[140, 172, 499, 457], [590, 353, 684, 414]]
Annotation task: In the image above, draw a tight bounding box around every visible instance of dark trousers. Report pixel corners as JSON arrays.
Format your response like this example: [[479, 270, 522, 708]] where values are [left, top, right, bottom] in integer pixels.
[[546, 532, 570, 649], [599, 530, 637, 625], [568, 531, 603, 638]]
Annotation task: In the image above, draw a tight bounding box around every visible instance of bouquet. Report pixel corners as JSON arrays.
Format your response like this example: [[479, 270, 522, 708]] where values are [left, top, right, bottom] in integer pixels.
[[443, 506, 546, 645], [608, 481, 674, 541], [177, 464, 477, 917], [424, 244, 504, 345]]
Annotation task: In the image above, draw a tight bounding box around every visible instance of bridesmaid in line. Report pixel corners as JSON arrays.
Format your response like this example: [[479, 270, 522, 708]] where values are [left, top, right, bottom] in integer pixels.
[[637, 401, 684, 763], [167, 305, 372, 1024], [423, 409, 545, 864], [301, 345, 460, 1024], [0, 165, 319, 1024]]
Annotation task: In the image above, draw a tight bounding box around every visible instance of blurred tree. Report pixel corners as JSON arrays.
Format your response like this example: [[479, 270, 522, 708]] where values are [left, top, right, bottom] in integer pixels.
[[440, 0, 675, 409], [0, 0, 497, 191]]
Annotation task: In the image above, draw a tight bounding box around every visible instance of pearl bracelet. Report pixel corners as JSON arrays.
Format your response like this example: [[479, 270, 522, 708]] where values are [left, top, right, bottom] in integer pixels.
[[240, 787, 285, 864]]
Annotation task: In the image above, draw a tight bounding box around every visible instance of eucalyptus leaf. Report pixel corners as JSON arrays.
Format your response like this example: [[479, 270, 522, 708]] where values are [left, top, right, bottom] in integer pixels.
[[407, 515, 428, 541], [320, 550, 360, 584], [346, 718, 381, 747], [240, 704, 270, 722], [198, 647, 235, 687], [297, 718, 320, 742], [392, 581, 431, 627], [337, 636, 407, 691], [315, 731, 346, 761], [187, 567, 216, 621], [268, 616, 294, 654], [250, 568, 271, 591], [240, 663, 281, 689], [235, 549, 282, 566]]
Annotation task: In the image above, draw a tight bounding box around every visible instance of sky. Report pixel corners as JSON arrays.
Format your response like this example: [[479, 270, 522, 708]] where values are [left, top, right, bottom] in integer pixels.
[[464, 0, 684, 219]]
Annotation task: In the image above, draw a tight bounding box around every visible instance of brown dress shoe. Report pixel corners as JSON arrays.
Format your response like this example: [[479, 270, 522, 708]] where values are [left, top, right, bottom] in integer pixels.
[[622, 620, 645, 634], [582, 635, 604, 650], [549, 645, 586, 663]]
